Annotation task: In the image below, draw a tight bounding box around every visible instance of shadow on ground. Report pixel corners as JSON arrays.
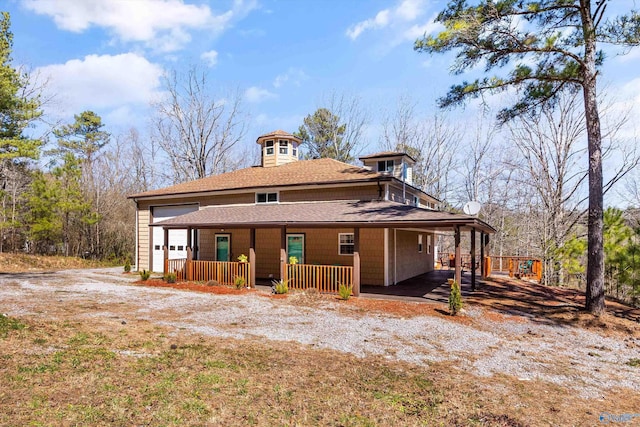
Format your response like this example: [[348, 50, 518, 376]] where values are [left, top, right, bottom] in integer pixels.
[[362, 269, 640, 332]]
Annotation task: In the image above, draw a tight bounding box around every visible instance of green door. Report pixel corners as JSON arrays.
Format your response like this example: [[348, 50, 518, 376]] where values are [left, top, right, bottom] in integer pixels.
[[215, 234, 230, 261], [287, 234, 304, 264]]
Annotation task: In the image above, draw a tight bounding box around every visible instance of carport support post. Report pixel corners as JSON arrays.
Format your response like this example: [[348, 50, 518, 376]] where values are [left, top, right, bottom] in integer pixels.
[[186, 227, 193, 281], [483, 233, 491, 278], [470, 227, 476, 291], [353, 227, 361, 297], [249, 228, 256, 288], [280, 226, 287, 281], [454, 226, 461, 286], [480, 232, 485, 278], [163, 228, 169, 275]]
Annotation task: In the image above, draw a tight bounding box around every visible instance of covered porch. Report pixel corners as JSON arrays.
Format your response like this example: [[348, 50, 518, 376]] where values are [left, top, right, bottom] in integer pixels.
[[152, 200, 496, 296]]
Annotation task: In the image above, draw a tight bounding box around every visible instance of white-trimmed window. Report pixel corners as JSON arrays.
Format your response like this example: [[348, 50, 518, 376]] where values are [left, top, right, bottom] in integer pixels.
[[418, 234, 423, 253], [378, 160, 394, 173], [338, 233, 354, 255], [279, 140, 289, 155], [413, 196, 420, 207], [265, 140, 274, 155], [256, 192, 278, 203], [427, 235, 432, 254], [292, 146, 297, 157]]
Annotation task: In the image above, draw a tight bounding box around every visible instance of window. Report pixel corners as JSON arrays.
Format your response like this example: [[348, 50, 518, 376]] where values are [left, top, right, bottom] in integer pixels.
[[378, 160, 394, 173], [177, 245, 184, 251], [427, 235, 432, 254], [265, 140, 274, 155], [292, 146, 297, 156], [279, 140, 288, 155], [169, 245, 176, 251], [418, 235, 423, 253], [413, 196, 420, 207], [154, 245, 161, 250], [256, 192, 278, 203], [339, 233, 354, 255]]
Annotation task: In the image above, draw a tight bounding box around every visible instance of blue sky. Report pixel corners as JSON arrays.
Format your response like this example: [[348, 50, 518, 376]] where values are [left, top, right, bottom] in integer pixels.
[[5, 0, 640, 157]]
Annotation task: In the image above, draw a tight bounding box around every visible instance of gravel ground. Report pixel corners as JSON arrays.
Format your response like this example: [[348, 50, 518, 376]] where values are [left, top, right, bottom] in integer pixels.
[[1, 267, 639, 399]]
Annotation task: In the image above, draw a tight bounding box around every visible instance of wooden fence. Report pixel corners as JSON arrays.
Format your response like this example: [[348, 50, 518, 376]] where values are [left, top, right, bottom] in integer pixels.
[[284, 263, 353, 294], [438, 254, 542, 283], [164, 259, 251, 286]]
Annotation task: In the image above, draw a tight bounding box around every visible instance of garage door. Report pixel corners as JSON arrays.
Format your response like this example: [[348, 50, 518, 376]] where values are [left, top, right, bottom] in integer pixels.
[[151, 205, 199, 272]]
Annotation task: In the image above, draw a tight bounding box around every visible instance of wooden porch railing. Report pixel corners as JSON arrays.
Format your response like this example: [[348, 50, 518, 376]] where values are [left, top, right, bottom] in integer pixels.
[[165, 258, 187, 280], [164, 259, 251, 286], [284, 263, 353, 294], [487, 256, 542, 282]]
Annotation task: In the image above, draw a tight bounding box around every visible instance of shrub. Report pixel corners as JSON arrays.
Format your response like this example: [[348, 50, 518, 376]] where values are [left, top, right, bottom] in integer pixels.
[[123, 259, 131, 273], [237, 254, 248, 263], [338, 283, 352, 300], [448, 280, 463, 315], [164, 272, 177, 283], [234, 276, 246, 289], [205, 280, 219, 287], [272, 279, 288, 294], [139, 270, 151, 281], [288, 256, 298, 265]]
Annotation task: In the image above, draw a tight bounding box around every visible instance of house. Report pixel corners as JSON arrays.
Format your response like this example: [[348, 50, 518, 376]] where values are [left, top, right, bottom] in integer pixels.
[[129, 130, 495, 295]]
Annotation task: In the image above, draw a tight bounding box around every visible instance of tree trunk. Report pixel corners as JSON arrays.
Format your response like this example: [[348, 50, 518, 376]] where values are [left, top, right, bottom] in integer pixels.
[[581, 1, 606, 314]]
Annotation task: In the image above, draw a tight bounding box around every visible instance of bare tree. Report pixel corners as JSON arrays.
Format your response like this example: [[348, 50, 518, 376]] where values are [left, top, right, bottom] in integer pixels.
[[380, 95, 460, 202], [152, 67, 247, 183]]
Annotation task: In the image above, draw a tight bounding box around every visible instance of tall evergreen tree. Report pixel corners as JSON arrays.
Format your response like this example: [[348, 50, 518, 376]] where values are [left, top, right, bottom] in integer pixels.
[[296, 108, 353, 162], [415, 0, 640, 314], [0, 12, 43, 252]]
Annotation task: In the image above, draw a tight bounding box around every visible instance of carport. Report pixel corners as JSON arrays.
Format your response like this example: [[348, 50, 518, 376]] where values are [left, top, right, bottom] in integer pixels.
[[152, 200, 496, 295]]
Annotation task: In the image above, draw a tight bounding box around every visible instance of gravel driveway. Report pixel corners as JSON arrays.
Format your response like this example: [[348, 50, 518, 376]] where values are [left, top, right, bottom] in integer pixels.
[[1, 267, 639, 399]]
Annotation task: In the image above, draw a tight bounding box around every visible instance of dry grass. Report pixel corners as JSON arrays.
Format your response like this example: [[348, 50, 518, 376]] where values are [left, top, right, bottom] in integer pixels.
[[0, 253, 111, 273], [1, 312, 638, 427]]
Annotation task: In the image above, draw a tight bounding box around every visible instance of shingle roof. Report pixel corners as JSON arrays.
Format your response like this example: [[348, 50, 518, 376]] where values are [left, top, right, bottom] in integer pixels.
[[152, 199, 495, 233], [359, 151, 417, 163], [129, 158, 384, 199], [256, 129, 301, 142]]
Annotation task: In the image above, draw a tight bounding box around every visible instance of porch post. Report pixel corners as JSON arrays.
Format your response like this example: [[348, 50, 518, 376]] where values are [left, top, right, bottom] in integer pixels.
[[163, 228, 169, 275], [249, 228, 256, 288], [480, 232, 485, 278], [186, 246, 193, 281], [470, 227, 476, 291], [353, 227, 361, 297], [280, 226, 286, 281], [454, 226, 461, 286]]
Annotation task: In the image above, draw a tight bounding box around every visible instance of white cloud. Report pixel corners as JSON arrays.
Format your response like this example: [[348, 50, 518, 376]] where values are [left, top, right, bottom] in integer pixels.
[[273, 68, 309, 88], [346, 10, 391, 40], [395, 0, 424, 21], [21, 0, 258, 52], [200, 50, 219, 67], [346, 0, 426, 40], [244, 86, 276, 103], [36, 53, 164, 117]]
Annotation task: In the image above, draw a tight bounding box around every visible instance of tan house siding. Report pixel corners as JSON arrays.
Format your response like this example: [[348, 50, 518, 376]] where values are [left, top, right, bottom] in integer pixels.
[[392, 230, 433, 283], [388, 184, 408, 204], [137, 208, 150, 271], [281, 185, 380, 203]]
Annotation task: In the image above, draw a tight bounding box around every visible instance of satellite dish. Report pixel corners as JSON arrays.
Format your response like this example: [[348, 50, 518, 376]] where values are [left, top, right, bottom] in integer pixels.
[[463, 201, 482, 216]]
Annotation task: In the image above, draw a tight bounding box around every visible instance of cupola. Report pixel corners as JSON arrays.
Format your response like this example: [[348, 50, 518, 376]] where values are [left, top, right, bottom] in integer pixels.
[[359, 152, 416, 185], [256, 130, 302, 168]]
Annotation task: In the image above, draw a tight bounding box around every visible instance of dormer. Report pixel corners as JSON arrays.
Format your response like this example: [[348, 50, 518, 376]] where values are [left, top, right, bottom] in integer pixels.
[[359, 152, 416, 185], [257, 130, 302, 168]]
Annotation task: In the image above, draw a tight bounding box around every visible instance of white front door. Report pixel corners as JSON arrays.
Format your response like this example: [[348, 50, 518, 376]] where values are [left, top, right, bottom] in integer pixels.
[[151, 205, 198, 272]]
